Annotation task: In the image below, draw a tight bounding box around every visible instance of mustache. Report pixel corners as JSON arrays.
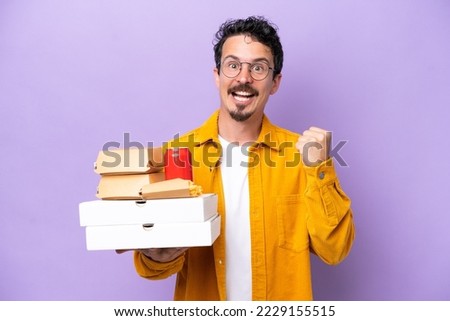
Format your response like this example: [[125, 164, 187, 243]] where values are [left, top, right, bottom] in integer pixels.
[[228, 84, 259, 96]]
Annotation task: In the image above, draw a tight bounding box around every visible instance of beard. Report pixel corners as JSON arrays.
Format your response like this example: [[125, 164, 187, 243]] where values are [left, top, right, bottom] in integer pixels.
[[229, 104, 254, 122], [227, 83, 259, 122]]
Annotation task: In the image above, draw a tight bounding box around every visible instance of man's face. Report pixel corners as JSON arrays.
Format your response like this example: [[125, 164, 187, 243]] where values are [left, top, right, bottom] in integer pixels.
[[214, 35, 282, 122]]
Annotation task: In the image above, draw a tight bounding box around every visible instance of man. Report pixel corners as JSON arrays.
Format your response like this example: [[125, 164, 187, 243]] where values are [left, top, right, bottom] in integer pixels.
[[133, 16, 355, 300]]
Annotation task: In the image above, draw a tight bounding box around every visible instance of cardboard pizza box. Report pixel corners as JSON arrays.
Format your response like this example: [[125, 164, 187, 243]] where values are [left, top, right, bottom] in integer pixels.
[[79, 193, 218, 226], [83, 214, 220, 250]]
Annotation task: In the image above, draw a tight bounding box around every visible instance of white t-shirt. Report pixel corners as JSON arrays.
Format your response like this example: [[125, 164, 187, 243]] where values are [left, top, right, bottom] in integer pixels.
[[219, 135, 252, 301]]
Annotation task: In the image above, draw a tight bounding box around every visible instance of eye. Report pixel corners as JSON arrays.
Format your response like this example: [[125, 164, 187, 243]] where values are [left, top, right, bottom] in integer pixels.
[[251, 63, 266, 73], [227, 61, 240, 70]]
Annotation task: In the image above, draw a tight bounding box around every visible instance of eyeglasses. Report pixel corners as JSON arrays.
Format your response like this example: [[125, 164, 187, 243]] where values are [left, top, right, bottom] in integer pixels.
[[220, 58, 274, 81]]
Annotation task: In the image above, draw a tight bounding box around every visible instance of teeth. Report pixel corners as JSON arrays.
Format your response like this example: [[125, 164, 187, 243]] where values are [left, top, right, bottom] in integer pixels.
[[235, 91, 252, 96], [235, 95, 250, 102]]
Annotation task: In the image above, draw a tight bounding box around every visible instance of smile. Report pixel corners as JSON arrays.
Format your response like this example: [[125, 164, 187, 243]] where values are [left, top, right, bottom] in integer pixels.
[[232, 91, 256, 102]]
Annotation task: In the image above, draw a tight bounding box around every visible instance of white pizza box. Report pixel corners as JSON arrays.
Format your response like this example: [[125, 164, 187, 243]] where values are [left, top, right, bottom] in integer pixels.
[[83, 214, 221, 250], [79, 194, 218, 226]]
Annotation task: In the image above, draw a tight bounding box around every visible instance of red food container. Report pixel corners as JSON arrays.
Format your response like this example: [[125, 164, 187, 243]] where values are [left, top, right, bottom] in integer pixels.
[[164, 147, 193, 180]]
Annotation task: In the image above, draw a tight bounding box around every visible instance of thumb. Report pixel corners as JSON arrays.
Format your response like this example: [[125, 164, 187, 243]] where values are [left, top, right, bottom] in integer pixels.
[[115, 249, 132, 254]]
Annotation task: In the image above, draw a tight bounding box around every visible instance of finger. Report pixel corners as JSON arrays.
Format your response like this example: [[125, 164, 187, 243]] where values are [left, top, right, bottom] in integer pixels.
[[167, 247, 188, 260], [298, 135, 320, 149], [139, 247, 188, 262], [307, 127, 332, 154], [297, 136, 318, 145], [296, 136, 317, 151], [302, 130, 325, 141], [309, 127, 332, 143], [309, 126, 328, 134]]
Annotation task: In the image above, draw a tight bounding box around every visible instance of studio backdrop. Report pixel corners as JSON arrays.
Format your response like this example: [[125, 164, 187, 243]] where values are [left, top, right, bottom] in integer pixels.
[[1, 0, 449, 300]]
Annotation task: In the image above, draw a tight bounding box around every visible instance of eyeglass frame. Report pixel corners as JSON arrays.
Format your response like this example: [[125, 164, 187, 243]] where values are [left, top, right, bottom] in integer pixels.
[[219, 57, 274, 81]]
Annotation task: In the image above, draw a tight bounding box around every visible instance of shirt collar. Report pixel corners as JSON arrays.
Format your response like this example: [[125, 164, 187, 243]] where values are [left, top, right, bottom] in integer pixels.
[[195, 109, 282, 152]]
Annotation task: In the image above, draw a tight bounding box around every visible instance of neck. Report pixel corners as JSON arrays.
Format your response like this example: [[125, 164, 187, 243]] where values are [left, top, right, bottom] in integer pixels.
[[218, 110, 263, 145]]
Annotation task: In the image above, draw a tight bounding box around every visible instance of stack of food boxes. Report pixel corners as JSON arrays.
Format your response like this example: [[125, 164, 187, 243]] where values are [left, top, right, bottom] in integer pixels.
[[79, 147, 220, 251]]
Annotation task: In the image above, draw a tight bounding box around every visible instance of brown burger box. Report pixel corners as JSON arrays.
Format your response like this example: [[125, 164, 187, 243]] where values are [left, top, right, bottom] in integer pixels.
[[96, 172, 165, 200], [94, 147, 164, 175]]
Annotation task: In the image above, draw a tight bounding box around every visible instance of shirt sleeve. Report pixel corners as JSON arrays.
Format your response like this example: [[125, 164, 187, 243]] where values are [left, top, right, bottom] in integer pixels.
[[133, 250, 185, 280], [303, 158, 355, 265]]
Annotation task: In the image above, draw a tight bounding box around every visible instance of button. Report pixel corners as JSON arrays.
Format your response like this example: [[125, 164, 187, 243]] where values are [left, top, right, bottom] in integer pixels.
[[319, 172, 325, 180], [218, 259, 223, 265]]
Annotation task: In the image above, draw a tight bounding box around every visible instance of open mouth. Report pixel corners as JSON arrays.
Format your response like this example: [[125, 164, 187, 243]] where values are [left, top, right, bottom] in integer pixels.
[[228, 85, 258, 103], [232, 91, 256, 102]]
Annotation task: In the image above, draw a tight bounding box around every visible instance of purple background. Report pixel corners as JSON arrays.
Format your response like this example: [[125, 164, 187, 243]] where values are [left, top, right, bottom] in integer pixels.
[[1, 0, 449, 300]]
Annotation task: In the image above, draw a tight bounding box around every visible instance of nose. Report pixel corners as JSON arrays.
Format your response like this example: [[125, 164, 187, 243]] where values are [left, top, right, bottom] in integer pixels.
[[236, 63, 253, 84]]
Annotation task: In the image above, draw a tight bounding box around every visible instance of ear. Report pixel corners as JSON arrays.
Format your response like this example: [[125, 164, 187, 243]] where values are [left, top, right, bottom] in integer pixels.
[[270, 73, 282, 95], [213, 67, 220, 89]]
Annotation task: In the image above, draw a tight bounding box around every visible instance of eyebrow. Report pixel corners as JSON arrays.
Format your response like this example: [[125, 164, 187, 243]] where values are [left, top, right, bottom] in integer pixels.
[[222, 55, 271, 64]]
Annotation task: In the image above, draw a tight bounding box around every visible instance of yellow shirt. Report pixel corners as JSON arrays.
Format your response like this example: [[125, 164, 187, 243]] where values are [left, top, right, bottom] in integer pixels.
[[134, 110, 355, 300]]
